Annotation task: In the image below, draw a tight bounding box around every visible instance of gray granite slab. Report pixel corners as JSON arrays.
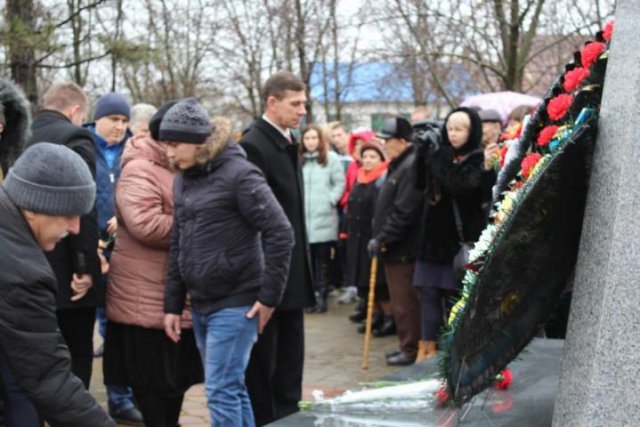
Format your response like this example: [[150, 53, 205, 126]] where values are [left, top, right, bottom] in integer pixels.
[[552, 1, 640, 425], [271, 338, 563, 426]]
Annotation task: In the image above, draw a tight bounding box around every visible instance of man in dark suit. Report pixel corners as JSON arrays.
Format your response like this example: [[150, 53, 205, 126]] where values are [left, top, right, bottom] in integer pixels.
[[240, 71, 315, 426], [27, 82, 101, 389]]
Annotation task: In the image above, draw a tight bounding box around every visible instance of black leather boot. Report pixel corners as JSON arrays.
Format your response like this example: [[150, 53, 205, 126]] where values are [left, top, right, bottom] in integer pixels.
[[313, 258, 330, 313], [373, 316, 396, 337], [348, 298, 366, 322], [358, 311, 383, 333]]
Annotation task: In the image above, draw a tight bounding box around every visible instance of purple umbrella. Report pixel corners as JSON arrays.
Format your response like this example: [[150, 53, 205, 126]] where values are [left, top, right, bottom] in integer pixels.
[[461, 91, 542, 125]]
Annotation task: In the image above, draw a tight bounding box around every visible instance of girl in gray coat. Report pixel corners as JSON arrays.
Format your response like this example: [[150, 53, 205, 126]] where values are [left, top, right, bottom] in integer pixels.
[[300, 124, 345, 312]]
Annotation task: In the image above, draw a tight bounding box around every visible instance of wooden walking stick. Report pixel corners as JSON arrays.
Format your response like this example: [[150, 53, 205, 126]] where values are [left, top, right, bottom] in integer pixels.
[[362, 256, 378, 369]]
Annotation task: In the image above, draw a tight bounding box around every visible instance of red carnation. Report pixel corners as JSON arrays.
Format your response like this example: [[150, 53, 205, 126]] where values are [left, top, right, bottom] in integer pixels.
[[537, 125, 559, 147], [436, 387, 450, 406], [603, 20, 614, 41], [581, 42, 605, 68], [499, 146, 509, 168], [547, 94, 573, 121], [521, 153, 542, 180], [495, 368, 513, 390], [563, 67, 590, 92]]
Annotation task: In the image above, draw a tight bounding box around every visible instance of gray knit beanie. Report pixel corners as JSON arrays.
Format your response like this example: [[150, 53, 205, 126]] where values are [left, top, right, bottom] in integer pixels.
[[159, 97, 212, 144], [2, 142, 95, 216]]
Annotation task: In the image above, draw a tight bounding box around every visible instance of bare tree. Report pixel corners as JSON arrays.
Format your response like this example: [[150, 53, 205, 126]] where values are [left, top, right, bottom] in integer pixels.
[[372, 0, 615, 109], [114, 0, 221, 105]]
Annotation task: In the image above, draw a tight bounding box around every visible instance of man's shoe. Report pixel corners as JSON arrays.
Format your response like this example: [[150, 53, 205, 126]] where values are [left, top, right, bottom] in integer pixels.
[[385, 348, 402, 359], [110, 407, 144, 426], [386, 353, 415, 366]]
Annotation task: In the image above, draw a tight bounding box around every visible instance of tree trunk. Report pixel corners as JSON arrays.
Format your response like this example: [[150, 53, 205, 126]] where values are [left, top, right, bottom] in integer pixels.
[[294, 0, 313, 121], [6, 0, 38, 107]]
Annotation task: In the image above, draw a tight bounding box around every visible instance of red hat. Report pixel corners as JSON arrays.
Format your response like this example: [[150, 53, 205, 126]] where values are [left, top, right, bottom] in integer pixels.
[[348, 129, 375, 155]]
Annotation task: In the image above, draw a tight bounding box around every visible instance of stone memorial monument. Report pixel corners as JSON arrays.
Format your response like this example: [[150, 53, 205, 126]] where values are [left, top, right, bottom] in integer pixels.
[[553, 0, 640, 425]]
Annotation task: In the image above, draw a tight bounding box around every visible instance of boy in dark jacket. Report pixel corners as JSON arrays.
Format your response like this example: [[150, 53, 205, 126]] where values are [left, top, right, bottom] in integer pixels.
[[162, 98, 295, 427], [0, 143, 115, 427]]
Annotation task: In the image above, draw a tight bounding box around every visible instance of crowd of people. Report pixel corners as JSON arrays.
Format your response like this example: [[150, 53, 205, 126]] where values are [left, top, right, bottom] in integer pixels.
[[0, 70, 535, 426]]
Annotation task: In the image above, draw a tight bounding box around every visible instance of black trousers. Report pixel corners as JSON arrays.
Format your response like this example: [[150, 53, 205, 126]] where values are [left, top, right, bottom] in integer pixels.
[[245, 308, 304, 426], [56, 307, 96, 389], [132, 388, 184, 427]]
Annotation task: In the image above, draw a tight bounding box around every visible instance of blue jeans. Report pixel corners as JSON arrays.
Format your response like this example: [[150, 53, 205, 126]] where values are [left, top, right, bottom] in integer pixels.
[[192, 306, 258, 427], [107, 385, 135, 414], [96, 306, 107, 338]]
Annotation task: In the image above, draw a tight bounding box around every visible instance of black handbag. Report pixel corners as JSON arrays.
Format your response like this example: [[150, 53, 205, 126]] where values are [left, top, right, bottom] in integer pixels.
[[452, 198, 473, 282]]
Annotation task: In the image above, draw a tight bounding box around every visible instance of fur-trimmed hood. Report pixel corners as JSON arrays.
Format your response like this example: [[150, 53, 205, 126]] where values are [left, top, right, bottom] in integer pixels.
[[208, 116, 233, 158], [0, 79, 31, 176]]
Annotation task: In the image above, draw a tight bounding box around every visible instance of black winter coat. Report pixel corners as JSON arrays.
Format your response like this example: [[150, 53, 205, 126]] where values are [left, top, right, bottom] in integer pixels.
[[415, 107, 487, 264], [0, 188, 115, 427], [372, 145, 423, 263], [165, 143, 295, 315], [415, 147, 486, 264], [346, 179, 386, 291], [28, 109, 102, 308], [239, 118, 315, 310]]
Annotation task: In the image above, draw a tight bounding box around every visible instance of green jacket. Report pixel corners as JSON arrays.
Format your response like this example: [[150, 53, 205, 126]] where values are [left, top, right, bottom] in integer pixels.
[[302, 150, 346, 244]]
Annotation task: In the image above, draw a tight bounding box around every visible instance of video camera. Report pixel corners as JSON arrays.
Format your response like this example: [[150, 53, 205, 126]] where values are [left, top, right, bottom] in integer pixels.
[[412, 119, 443, 152]]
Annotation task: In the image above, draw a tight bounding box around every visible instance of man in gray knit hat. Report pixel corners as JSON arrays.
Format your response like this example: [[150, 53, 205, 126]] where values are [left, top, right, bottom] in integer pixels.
[[0, 143, 115, 426]]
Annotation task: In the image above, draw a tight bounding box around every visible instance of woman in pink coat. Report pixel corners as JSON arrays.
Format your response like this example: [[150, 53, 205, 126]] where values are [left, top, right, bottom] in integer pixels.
[[104, 101, 203, 427]]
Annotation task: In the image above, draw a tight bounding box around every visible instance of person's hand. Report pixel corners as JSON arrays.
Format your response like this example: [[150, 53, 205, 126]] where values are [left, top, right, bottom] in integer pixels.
[[164, 314, 182, 343], [97, 241, 110, 275], [246, 301, 275, 334], [106, 216, 118, 236], [70, 273, 92, 301], [367, 238, 381, 258], [483, 142, 500, 171]]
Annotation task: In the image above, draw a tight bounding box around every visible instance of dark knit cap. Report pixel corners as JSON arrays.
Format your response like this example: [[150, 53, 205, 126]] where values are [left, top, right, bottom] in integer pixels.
[[159, 97, 212, 144], [94, 92, 130, 120], [478, 109, 503, 123], [2, 142, 95, 216], [377, 117, 413, 142], [360, 140, 386, 161], [149, 100, 179, 141]]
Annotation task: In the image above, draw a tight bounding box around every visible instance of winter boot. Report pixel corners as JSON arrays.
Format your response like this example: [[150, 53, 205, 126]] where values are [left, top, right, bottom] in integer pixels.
[[417, 340, 438, 361], [314, 257, 330, 313], [415, 341, 428, 362], [348, 298, 367, 322], [358, 311, 383, 333], [373, 316, 396, 337]]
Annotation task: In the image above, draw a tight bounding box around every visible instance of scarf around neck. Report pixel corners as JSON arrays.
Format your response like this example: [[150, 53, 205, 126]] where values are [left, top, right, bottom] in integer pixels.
[[357, 161, 388, 184]]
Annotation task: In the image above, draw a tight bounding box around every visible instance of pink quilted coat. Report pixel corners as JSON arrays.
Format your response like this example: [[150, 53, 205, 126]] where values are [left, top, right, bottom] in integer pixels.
[[107, 134, 192, 329]]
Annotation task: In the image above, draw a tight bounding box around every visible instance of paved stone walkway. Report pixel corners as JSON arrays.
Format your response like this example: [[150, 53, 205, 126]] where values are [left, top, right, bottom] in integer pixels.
[[90, 295, 401, 426]]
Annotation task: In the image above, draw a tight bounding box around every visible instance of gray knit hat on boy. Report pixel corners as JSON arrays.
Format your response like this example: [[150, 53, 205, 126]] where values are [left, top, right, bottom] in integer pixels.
[[159, 97, 212, 144], [2, 142, 95, 216]]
